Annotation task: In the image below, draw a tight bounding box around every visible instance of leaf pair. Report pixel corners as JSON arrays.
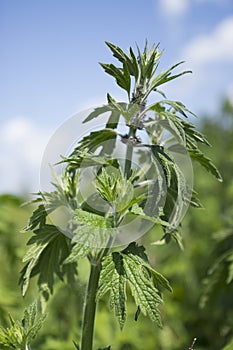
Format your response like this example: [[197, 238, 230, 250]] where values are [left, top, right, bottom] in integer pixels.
[[97, 242, 172, 329]]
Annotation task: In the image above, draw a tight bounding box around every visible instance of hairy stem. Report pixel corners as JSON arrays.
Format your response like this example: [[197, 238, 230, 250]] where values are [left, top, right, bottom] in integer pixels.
[[80, 262, 101, 350]]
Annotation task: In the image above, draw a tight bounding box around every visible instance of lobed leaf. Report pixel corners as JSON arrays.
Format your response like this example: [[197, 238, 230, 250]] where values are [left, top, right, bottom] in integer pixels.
[[97, 253, 126, 329], [188, 148, 222, 182], [0, 302, 46, 350], [24, 204, 47, 231], [98, 243, 170, 329], [20, 225, 77, 299], [100, 63, 131, 95], [121, 243, 163, 327], [149, 61, 191, 91]]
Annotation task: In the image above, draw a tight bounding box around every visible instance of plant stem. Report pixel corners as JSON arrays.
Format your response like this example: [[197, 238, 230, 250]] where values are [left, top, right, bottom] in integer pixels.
[[124, 127, 136, 178], [80, 124, 136, 349], [80, 262, 101, 350]]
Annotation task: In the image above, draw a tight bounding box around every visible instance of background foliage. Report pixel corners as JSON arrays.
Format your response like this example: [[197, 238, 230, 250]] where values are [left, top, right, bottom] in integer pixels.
[[0, 98, 232, 350]]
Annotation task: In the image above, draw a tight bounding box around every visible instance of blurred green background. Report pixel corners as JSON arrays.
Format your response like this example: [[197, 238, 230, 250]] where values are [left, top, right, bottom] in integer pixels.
[[0, 99, 233, 350]]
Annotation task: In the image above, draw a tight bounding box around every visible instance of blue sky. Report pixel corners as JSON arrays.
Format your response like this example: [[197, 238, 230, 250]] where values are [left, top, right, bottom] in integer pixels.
[[1, 0, 233, 194]]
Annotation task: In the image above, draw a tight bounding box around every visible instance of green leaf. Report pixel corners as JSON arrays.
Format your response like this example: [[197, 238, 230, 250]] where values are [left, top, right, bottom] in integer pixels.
[[181, 119, 210, 146], [71, 129, 118, 154], [149, 61, 191, 91], [126, 203, 169, 227], [105, 107, 120, 129], [96, 168, 147, 216], [149, 99, 195, 118], [105, 41, 138, 77], [83, 102, 125, 125], [24, 204, 47, 231], [98, 243, 169, 329], [100, 63, 131, 95], [170, 229, 184, 250], [22, 301, 47, 343], [149, 145, 187, 230], [65, 209, 113, 263], [83, 105, 113, 123], [188, 148, 222, 181], [105, 41, 128, 64], [0, 302, 46, 350], [60, 149, 119, 171], [20, 225, 77, 299], [158, 117, 186, 144], [189, 189, 203, 208], [97, 253, 126, 329], [145, 266, 172, 293], [121, 243, 163, 327]]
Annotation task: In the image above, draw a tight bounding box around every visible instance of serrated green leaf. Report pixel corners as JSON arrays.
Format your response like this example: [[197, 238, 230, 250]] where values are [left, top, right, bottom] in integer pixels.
[[99, 243, 168, 329], [149, 99, 195, 118], [100, 63, 131, 95], [158, 117, 186, 144], [20, 225, 77, 298], [83, 105, 113, 123], [149, 61, 191, 91], [65, 209, 113, 262], [60, 149, 119, 171], [105, 41, 138, 78], [105, 41, 128, 64], [146, 266, 172, 292], [122, 247, 163, 327], [0, 302, 46, 350], [105, 107, 120, 129], [24, 204, 47, 231], [149, 145, 187, 230], [72, 129, 118, 154], [97, 253, 126, 329], [23, 302, 47, 343], [122, 242, 149, 263], [189, 189, 203, 208], [188, 148, 222, 181], [181, 119, 210, 146]]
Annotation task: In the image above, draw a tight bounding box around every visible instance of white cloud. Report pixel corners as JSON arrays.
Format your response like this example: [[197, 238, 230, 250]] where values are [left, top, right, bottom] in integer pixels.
[[161, 16, 233, 114], [0, 117, 51, 194], [158, 0, 189, 17], [156, 17, 233, 116], [183, 16, 233, 65], [158, 0, 231, 18]]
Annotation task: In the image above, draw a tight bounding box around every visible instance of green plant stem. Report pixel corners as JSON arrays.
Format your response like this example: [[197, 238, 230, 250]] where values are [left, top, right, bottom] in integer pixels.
[[80, 262, 101, 350], [81, 123, 136, 349], [124, 127, 136, 178]]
